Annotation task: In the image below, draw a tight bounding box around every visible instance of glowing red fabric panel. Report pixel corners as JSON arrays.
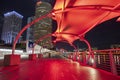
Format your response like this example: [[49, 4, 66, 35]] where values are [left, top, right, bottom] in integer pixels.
[[52, 0, 120, 43], [117, 17, 120, 22]]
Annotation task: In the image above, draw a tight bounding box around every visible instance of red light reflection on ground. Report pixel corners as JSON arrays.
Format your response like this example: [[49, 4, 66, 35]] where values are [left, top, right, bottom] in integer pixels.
[[0, 59, 120, 80]]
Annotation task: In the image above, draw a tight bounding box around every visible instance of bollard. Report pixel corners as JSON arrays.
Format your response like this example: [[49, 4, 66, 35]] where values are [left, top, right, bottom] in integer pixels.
[[29, 54, 37, 60], [4, 54, 20, 66]]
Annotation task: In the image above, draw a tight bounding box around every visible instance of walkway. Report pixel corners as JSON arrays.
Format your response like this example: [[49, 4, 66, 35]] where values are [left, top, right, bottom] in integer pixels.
[[0, 58, 120, 80]]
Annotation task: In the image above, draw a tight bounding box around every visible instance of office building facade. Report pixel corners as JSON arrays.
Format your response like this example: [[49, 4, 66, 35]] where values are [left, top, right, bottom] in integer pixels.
[[34, 1, 53, 49], [0, 14, 4, 40], [1, 11, 23, 44], [26, 16, 34, 41]]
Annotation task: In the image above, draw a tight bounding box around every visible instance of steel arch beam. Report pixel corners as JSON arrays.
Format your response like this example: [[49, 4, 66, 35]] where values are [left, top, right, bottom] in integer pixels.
[[54, 4, 120, 14], [79, 36, 94, 65], [12, 13, 52, 54], [32, 33, 53, 54], [32, 33, 79, 54]]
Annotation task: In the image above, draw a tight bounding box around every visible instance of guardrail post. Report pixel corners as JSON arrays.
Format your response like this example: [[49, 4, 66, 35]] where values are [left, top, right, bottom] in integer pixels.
[[92, 52, 96, 68], [109, 51, 117, 75], [82, 52, 86, 65]]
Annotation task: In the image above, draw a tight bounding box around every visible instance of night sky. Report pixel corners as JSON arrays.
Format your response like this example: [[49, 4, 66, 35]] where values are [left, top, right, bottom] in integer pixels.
[[0, 0, 36, 25], [0, 0, 120, 50]]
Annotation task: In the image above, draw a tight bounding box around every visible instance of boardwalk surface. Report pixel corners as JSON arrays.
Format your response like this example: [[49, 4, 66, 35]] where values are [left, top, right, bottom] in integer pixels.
[[0, 59, 120, 80]]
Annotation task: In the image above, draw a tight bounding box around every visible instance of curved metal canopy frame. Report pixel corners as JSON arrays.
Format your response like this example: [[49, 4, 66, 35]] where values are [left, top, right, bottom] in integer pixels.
[[12, 0, 120, 66], [32, 33, 77, 53], [31, 32, 93, 64], [53, 0, 120, 43], [54, 4, 120, 14], [34, 36, 78, 55], [12, 13, 52, 54]]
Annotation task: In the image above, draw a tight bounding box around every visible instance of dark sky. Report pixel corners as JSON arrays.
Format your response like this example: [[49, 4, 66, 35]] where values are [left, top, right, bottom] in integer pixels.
[[0, 0, 36, 25], [55, 17, 120, 50], [0, 0, 120, 50], [86, 17, 120, 49], [0, 0, 37, 40]]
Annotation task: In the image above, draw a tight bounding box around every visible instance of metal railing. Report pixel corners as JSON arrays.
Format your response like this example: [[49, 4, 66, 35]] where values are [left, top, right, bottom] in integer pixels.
[[67, 48, 120, 76]]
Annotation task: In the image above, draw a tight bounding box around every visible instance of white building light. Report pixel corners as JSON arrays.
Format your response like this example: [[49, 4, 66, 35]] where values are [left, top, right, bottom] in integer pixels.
[[4, 11, 23, 18]]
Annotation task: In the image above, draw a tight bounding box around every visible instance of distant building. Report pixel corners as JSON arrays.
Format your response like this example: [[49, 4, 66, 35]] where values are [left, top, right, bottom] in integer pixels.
[[40, 0, 55, 4], [1, 11, 23, 44], [33, 1, 53, 49], [0, 14, 4, 40], [26, 16, 34, 41], [111, 44, 120, 49]]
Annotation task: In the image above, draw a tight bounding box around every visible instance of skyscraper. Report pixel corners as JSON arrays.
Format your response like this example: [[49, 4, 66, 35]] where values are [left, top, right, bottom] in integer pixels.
[[33, 1, 53, 49], [26, 16, 34, 41], [1, 11, 23, 44], [0, 14, 4, 40], [40, 0, 55, 6]]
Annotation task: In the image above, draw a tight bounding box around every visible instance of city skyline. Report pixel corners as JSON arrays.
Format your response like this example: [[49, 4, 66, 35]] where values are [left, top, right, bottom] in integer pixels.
[[0, 0, 120, 50]]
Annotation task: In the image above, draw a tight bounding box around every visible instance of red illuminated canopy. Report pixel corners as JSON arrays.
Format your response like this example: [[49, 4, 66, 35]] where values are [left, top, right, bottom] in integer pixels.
[[52, 0, 120, 43]]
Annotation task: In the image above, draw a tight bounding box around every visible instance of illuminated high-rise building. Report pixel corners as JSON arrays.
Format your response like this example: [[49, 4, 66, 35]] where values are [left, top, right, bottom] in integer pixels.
[[1, 11, 23, 44], [26, 16, 34, 41], [0, 14, 4, 40], [34, 1, 53, 49]]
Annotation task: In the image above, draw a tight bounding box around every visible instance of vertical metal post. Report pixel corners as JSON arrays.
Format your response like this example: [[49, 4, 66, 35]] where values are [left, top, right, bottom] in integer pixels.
[[32, 47, 34, 54], [26, 40, 28, 53], [82, 52, 86, 65], [80, 37, 96, 67], [109, 51, 117, 75], [70, 43, 78, 61]]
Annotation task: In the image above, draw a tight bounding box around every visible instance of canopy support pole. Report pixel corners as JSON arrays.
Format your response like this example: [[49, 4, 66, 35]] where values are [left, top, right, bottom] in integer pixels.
[[80, 37, 95, 67]]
